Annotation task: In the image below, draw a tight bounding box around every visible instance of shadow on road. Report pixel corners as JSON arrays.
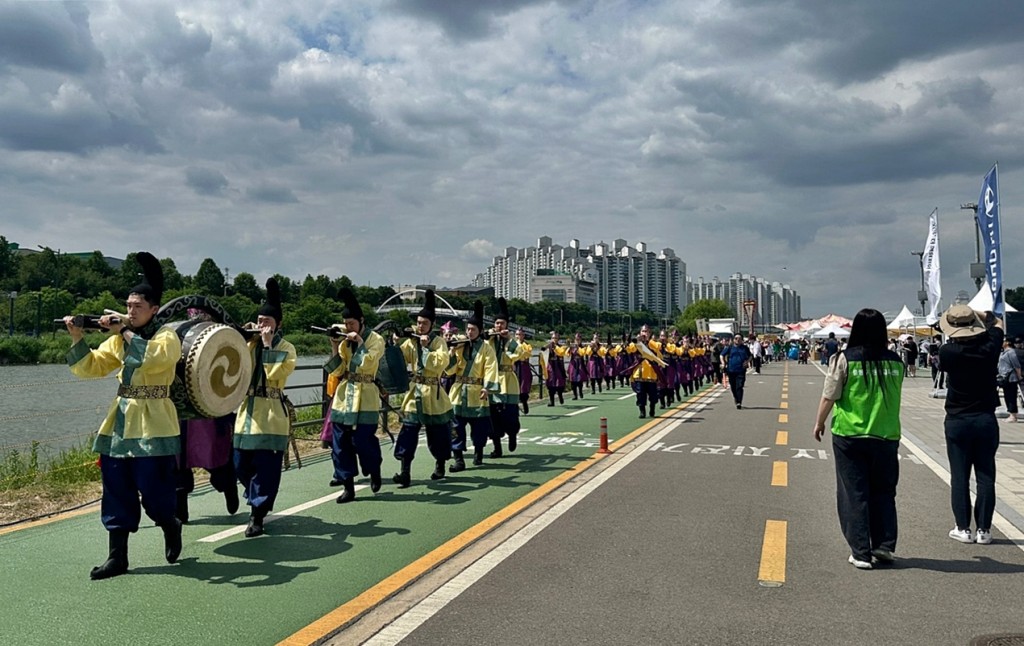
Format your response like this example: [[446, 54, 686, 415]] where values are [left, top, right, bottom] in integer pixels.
[[895, 554, 1024, 574]]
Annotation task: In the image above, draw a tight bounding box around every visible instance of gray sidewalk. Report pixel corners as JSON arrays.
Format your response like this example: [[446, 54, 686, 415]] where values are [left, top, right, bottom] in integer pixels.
[[897, 374, 1024, 543]]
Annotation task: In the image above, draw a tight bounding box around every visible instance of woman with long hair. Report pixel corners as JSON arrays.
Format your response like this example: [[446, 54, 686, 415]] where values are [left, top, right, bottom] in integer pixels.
[[812, 308, 904, 569]]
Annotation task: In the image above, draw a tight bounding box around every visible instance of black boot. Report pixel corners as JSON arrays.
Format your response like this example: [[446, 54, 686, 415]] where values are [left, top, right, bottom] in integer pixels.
[[224, 486, 240, 515], [489, 438, 504, 459], [638, 406, 646, 419], [336, 478, 356, 503], [90, 530, 129, 580], [450, 450, 467, 473], [161, 518, 182, 564], [175, 490, 189, 525], [547, 391, 555, 407], [649, 404, 656, 418], [328, 478, 344, 487], [558, 392, 564, 404], [473, 447, 484, 466], [523, 400, 529, 414], [430, 459, 446, 480], [370, 471, 382, 493], [245, 509, 266, 538], [392, 458, 412, 488], [508, 433, 517, 453]]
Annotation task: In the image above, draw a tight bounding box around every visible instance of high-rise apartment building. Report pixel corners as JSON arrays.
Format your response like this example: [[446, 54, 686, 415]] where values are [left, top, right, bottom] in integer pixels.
[[472, 237, 686, 318], [687, 273, 801, 326]]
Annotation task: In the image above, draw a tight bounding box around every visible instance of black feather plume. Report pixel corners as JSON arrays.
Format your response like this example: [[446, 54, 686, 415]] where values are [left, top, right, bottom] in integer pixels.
[[133, 251, 164, 303]]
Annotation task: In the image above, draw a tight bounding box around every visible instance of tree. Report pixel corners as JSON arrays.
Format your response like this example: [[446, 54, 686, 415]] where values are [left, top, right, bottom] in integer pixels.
[[271, 274, 297, 303], [114, 252, 141, 298], [160, 258, 186, 291], [193, 258, 225, 295], [1006, 286, 1024, 312], [676, 298, 735, 335], [0, 235, 19, 289], [233, 272, 263, 303], [300, 274, 334, 301], [282, 296, 338, 334]]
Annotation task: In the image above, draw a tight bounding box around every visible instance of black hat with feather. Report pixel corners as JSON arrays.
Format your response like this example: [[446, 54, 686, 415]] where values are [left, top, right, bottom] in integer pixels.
[[258, 278, 283, 325], [495, 297, 511, 323], [465, 300, 484, 330], [129, 252, 164, 306], [416, 289, 437, 323], [338, 287, 364, 320]]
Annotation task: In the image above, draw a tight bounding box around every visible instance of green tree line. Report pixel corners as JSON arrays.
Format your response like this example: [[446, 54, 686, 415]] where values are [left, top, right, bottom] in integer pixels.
[[1, 236, 728, 352]]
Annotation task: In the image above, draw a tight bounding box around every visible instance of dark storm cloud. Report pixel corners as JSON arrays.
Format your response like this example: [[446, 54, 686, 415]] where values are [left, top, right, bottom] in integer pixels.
[[387, 0, 576, 39], [726, 0, 1024, 84], [0, 106, 162, 154], [247, 184, 299, 204], [0, 2, 103, 74], [185, 166, 229, 196]]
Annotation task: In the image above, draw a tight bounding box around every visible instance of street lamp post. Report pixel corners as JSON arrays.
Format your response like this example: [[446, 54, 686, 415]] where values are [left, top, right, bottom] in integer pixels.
[[910, 250, 927, 317], [8, 291, 17, 336], [960, 202, 986, 290]]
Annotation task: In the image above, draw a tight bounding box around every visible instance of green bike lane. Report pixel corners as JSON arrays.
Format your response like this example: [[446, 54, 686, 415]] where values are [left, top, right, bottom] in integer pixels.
[[2, 385, 711, 646]]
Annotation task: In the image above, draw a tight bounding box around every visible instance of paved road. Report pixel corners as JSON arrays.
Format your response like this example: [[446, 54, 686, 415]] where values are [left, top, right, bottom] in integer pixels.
[[345, 361, 1024, 646]]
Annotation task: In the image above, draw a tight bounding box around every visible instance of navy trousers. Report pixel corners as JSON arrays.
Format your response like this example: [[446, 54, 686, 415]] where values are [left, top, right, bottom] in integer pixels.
[[100, 454, 178, 532], [727, 371, 746, 405], [453, 416, 492, 452], [234, 449, 284, 513], [394, 422, 452, 462], [331, 422, 382, 481], [945, 412, 999, 531], [488, 402, 520, 441]]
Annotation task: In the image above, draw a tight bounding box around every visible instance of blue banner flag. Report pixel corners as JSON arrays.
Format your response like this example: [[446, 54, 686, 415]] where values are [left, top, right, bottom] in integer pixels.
[[977, 164, 1003, 315]]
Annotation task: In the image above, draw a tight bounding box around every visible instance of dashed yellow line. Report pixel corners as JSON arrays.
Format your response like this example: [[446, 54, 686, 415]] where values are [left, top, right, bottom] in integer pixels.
[[781, 393, 788, 399], [758, 520, 787, 584], [771, 461, 788, 487], [778, 413, 788, 424], [775, 430, 788, 445], [780, 401, 789, 409]]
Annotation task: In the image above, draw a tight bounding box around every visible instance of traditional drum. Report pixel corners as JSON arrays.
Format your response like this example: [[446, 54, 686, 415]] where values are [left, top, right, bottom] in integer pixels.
[[165, 320, 252, 419]]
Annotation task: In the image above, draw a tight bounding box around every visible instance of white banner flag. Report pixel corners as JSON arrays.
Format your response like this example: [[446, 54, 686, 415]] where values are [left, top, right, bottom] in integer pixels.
[[923, 208, 941, 324]]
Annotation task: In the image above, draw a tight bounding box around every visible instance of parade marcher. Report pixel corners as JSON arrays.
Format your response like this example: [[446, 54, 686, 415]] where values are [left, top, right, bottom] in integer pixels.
[[513, 328, 533, 414], [627, 325, 668, 419], [233, 279, 297, 537], [586, 334, 604, 394], [392, 289, 455, 486], [812, 308, 903, 569], [65, 251, 183, 580], [439, 321, 458, 394], [710, 336, 724, 385], [721, 333, 752, 409], [568, 333, 588, 400], [540, 331, 568, 406], [325, 288, 385, 503], [174, 308, 238, 524], [604, 334, 617, 391], [939, 305, 1003, 545], [448, 301, 499, 469], [649, 330, 674, 409], [486, 298, 530, 457]]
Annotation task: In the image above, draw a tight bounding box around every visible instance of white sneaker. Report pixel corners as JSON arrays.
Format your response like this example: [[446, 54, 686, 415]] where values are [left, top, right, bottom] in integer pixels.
[[948, 527, 973, 543], [870, 548, 895, 563], [976, 529, 993, 545], [848, 554, 873, 569]]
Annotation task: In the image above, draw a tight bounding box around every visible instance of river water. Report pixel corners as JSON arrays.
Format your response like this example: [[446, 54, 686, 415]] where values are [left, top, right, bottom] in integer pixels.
[[0, 357, 330, 458]]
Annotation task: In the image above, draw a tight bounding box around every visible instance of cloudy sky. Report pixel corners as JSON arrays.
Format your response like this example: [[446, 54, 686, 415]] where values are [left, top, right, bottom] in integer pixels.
[[1, 0, 1022, 318]]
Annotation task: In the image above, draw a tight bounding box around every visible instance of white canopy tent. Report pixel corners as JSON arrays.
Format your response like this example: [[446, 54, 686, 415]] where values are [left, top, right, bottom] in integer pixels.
[[968, 286, 1018, 313], [886, 305, 917, 330], [811, 323, 851, 339]]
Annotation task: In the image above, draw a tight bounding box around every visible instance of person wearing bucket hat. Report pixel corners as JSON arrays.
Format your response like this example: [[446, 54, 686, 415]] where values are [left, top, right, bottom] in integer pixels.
[[392, 289, 455, 486], [64, 251, 184, 579], [233, 278, 298, 537], [938, 304, 1004, 546], [325, 288, 386, 503], [446, 301, 500, 471]]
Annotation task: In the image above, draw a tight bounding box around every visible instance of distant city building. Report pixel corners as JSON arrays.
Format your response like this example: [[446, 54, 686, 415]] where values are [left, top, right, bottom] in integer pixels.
[[472, 237, 686, 318], [687, 273, 801, 327]]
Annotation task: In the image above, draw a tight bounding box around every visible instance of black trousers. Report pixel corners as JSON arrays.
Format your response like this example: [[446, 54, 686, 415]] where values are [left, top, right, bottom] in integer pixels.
[[832, 435, 899, 560], [1001, 382, 1020, 414], [945, 412, 999, 531], [727, 371, 746, 404]]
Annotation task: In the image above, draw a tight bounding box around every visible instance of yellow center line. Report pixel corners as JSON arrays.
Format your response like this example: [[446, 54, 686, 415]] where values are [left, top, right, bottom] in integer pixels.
[[781, 393, 788, 399], [278, 388, 722, 645], [780, 401, 789, 409], [758, 520, 788, 584], [775, 430, 788, 445], [771, 461, 788, 487], [778, 413, 788, 424]]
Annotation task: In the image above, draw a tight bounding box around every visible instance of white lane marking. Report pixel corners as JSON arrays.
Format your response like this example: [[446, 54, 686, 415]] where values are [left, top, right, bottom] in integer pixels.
[[565, 406, 597, 417], [197, 486, 369, 543], [617, 393, 635, 400], [364, 420, 683, 645]]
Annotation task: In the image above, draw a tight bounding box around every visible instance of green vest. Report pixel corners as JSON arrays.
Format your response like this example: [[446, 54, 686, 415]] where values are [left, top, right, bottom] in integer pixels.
[[831, 348, 903, 441]]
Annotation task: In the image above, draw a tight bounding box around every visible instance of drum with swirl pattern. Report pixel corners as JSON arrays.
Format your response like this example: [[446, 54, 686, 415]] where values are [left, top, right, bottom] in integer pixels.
[[165, 319, 252, 419]]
